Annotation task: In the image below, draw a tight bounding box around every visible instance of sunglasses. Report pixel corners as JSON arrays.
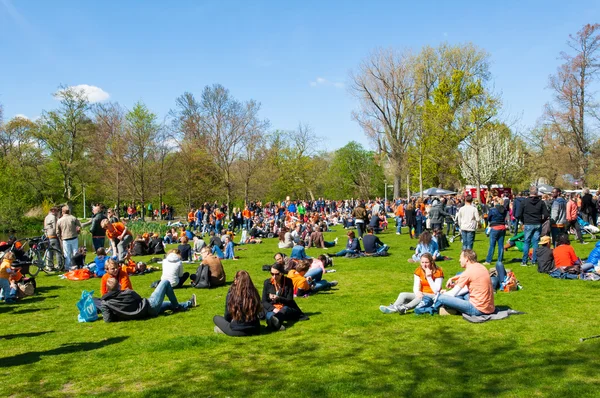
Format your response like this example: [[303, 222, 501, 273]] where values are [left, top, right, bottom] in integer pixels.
[[270, 272, 281, 276]]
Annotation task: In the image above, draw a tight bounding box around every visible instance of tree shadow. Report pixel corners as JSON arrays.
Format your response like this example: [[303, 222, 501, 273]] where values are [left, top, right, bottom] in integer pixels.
[[35, 286, 64, 293], [2, 336, 129, 367], [11, 307, 58, 315], [1, 331, 54, 340]]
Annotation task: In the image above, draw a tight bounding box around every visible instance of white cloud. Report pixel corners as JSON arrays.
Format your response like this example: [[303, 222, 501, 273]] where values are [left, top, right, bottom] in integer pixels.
[[55, 84, 110, 103], [309, 77, 344, 89], [14, 114, 29, 120]]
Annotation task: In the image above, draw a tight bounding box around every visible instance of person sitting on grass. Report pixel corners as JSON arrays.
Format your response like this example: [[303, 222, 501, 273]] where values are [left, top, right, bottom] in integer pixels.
[[380, 253, 443, 314], [223, 235, 238, 260], [94, 247, 108, 277], [209, 231, 223, 251], [100, 258, 133, 295], [329, 230, 361, 257], [0, 252, 19, 303], [287, 259, 338, 297], [161, 250, 189, 288], [192, 235, 206, 261], [213, 270, 261, 336], [278, 227, 294, 249], [433, 249, 495, 316], [409, 231, 442, 263], [553, 233, 581, 269], [290, 240, 310, 260], [191, 246, 226, 287], [308, 226, 337, 249], [262, 263, 308, 331], [177, 236, 192, 262], [131, 234, 148, 256], [71, 247, 87, 269], [100, 277, 196, 322], [363, 227, 389, 255], [148, 233, 165, 255], [536, 236, 555, 274]]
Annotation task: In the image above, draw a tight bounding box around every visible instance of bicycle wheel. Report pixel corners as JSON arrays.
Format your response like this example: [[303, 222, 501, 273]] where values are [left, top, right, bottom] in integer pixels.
[[44, 248, 65, 272], [28, 249, 43, 277]]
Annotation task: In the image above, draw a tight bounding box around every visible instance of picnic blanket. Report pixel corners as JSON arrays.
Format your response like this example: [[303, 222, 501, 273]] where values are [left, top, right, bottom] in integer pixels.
[[462, 306, 525, 323]]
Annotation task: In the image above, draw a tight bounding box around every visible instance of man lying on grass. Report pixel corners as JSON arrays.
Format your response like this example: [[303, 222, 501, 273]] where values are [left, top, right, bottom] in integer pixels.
[[100, 277, 196, 322], [433, 249, 495, 316]]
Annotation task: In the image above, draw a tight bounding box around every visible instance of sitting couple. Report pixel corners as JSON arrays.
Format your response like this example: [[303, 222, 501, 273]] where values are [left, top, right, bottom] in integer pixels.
[[381, 249, 495, 317]]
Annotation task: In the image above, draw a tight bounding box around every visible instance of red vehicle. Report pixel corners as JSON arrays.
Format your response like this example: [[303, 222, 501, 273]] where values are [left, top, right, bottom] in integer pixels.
[[464, 186, 513, 204]]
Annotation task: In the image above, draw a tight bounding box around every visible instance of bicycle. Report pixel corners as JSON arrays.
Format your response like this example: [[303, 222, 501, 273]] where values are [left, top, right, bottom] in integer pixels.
[[7, 236, 66, 277]]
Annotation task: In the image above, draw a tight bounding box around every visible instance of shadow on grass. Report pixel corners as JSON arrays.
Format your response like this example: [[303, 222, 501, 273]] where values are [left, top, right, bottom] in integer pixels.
[[2, 336, 129, 367], [23, 295, 59, 304], [11, 307, 57, 315], [35, 286, 64, 293], [1, 331, 54, 340], [135, 326, 600, 397]]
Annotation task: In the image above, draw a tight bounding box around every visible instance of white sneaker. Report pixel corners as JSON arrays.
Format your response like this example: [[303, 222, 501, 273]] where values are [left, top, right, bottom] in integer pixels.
[[379, 305, 397, 314], [334, 237, 339, 244]]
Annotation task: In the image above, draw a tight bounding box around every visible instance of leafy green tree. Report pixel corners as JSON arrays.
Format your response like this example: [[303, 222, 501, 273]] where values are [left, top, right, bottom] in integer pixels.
[[326, 141, 384, 199]]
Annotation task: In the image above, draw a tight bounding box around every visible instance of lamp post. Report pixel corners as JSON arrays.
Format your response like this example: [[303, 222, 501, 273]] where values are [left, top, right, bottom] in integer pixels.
[[384, 181, 394, 207]]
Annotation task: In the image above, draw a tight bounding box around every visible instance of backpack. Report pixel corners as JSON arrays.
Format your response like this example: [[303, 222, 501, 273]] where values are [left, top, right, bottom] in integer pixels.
[[191, 264, 211, 289]]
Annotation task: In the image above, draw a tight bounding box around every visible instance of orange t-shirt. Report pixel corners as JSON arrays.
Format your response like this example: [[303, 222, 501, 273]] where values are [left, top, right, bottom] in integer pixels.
[[457, 263, 495, 314], [188, 212, 195, 222], [287, 270, 310, 292], [242, 209, 251, 219], [121, 260, 137, 275], [553, 245, 578, 267], [105, 222, 130, 240], [395, 205, 405, 217], [414, 266, 444, 294], [100, 270, 133, 295]]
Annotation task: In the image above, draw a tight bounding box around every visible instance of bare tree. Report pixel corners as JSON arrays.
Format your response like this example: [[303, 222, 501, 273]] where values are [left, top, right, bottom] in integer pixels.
[[545, 23, 600, 183], [199, 84, 268, 215], [351, 48, 420, 198]]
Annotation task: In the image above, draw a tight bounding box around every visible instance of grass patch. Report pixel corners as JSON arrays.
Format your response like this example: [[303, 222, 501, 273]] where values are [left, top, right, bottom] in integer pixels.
[[1, 225, 600, 397]]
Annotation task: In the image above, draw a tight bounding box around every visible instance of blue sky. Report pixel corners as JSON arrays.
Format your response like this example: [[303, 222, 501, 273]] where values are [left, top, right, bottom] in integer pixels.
[[0, 0, 597, 150]]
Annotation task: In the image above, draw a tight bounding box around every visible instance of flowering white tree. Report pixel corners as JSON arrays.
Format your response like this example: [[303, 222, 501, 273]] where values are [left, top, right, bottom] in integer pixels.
[[460, 124, 523, 198]]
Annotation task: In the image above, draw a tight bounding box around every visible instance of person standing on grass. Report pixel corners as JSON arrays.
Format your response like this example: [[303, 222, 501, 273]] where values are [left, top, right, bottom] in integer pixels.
[[213, 270, 262, 336], [550, 188, 568, 247], [566, 195, 586, 245], [380, 253, 444, 315], [352, 201, 368, 239], [455, 195, 479, 250], [56, 206, 82, 270], [394, 200, 405, 235], [484, 197, 508, 266], [515, 186, 548, 267], [43, 206, 61, 269], [433, 249, 495, 316], [81, 204, 107, 251]]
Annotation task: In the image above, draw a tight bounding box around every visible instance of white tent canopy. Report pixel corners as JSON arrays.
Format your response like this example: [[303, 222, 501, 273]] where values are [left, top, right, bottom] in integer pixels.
[[411, 187, 457, 197]]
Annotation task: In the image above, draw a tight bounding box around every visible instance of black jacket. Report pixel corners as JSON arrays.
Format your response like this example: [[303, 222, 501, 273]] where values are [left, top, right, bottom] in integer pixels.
[[148, 237, 165, 254], [100, 290, 150, 322], [89, 212, 107, 237], [405, 209, 416, 227], [536, 246, 555, 274], [516, 196, 548, 225], [363, 234, 384, 254], [581, 194, 594, 215], [261, 277, 302, 313]]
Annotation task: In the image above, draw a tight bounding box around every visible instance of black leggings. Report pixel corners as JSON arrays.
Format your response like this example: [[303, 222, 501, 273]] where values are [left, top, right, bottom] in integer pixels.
[[213, 315, 259, 337]]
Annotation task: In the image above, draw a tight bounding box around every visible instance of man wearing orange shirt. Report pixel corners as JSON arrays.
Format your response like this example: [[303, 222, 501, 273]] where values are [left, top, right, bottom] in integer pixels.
[[100, 219, 133, 261], [394, 200, 405, 235], [434, 249, 495, 316], [100, 259, 133, 295]]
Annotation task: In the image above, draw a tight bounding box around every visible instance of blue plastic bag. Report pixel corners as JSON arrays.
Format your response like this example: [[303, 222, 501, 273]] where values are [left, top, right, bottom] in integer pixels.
[[77, 290, 98, 323]]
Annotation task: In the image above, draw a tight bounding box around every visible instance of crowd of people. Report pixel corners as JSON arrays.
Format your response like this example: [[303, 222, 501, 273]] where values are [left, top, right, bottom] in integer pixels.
[[2, 187, 600, 331]]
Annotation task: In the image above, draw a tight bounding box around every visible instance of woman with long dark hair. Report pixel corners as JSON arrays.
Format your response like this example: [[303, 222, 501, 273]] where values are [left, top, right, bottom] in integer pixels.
[[213, 270, 262, 336], [278, 227, 293, 249]]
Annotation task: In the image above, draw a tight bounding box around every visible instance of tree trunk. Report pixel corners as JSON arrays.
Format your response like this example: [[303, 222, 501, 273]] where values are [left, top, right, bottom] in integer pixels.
[[419, 148, 424, 199], [393, 174, 400, 199]]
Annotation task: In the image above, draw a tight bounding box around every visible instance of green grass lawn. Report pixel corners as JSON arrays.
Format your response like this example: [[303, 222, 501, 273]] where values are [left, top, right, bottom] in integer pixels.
[[2, 225, 600, 397]]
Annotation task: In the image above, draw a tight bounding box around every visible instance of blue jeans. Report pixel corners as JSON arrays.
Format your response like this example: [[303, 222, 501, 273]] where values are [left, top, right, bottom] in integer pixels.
[[0, 278, 12, 301], [334, 249, 356, 257], [434, 294, 484, 316], [431, 223, 442, 231], [486, 229, 506, 263], [461, 231, 475, 250], [215, 220, 222, 234], [446, 222, 454, 236], [266, 306, 302, 324], [551, 226, 565, 247], [395, 217, 403, 233], [92, 237, 105, 251], [377, 244, 389, 254], [147, 280, 189, 316], [305, 268, 323, 282], [62, 237, 79, 269], [549, 269, 579, 279], [490, 262, 507, 290], [522, 224, 542, 264], [416, 219, 423, 236]]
